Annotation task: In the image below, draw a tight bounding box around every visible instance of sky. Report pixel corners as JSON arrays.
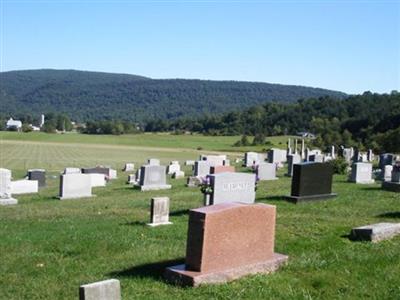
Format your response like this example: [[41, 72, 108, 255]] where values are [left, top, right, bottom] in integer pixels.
[[1, 0, 399, 94]]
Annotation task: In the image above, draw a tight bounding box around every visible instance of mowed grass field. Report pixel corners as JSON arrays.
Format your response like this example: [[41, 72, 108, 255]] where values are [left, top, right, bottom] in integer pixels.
[[0, 132, 399, 299]]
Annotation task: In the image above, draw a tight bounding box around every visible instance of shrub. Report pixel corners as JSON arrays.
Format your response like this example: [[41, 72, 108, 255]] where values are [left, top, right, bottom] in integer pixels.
[[233, 135, 251, 147], [327, 158, 348, 175]]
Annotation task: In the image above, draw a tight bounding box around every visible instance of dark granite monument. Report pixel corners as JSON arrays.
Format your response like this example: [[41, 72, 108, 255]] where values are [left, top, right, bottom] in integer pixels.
[[82, 167, 109, 176], [382, 163, 400, 193], [28, 169, 46, 188], [286, 162, 336, 203]]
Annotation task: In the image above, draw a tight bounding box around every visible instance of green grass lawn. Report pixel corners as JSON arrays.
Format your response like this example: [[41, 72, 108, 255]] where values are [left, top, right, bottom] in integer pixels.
[[0, 134, 399, 299], [0, 131, 293, 152]]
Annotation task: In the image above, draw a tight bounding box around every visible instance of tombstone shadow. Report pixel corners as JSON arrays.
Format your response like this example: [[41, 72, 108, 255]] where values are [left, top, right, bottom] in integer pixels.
[[170, 209, 189, 217], [112, 185, 135, 191], [361, 186, 381, 191], [340, 233, 367, 242], [376, 212, 400, 219], [336, 179, 351, 183], [259, 195, 287, 202], [108, 258, 185, 280], [120, 221, 146, 226], [340, 233, 352, 240]]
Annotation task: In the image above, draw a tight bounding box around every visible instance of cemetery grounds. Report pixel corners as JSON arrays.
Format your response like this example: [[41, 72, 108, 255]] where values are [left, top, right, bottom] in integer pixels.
[[0, 132, 399, 299]]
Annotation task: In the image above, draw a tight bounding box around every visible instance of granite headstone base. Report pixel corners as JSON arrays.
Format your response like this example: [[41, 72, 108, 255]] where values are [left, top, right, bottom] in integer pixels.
[[165, 253, 288, 287], [285, 193, 337, 204], [0, 198, 18, 205], [350, 223, 400, 242], [139, 184, 172, 191], [382, 181, 400, 193]]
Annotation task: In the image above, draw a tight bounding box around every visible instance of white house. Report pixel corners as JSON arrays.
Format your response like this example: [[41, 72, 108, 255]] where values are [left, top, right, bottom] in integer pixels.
[[6, 118, 22, 131], [297, 131, 316, 139]]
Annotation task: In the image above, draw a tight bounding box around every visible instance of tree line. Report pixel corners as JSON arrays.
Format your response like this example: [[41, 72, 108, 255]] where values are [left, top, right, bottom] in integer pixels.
[[1, 91, 399, 153], [145, 91, 400, 152]]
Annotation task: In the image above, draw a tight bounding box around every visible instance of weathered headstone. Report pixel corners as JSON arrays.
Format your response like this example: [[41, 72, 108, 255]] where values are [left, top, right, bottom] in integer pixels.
[[167, 162, 181, 175], [308, 154, 324, 163], [200, 154, 226, 160], [201, 155, 226, 166], [186, 176, 202, 188], [256, 163, 278, 181], [127, 174, 136, 184], [147, 197, 172, 226], [59, 174, 92, 200], [286, 154, 301, 177], [63, 167, 81, 174], [350, 223, 400, 242], [164, 202, 288, 286], [79, 279, 121, 300], [349, 162, 374, 184], [138, 165, 171, 191], [109, 169, 117, 179], [87, 173, 106, 187], [148, 158, 160, 166], [359, 153, 368, 162], [185, 160, 195, 166], [194, 161, 212, 177], [267, 149, 287, 165], [382, 165, 393, 182], [0, 168, 18, 205], [28, 169, 46, 188], [11, 180, 39, 194], [123, 163, 134, 172], [286, 162, 336, 203], [205, 172, 256, 205], [342, 148, 353, 163], [244, 152, 260, 167], [172, 171, 185, 179]]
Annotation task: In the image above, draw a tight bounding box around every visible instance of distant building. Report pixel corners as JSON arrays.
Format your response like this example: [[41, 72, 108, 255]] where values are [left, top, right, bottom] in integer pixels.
[[297, 131, 316, 139], [6, 118, 22, 131]]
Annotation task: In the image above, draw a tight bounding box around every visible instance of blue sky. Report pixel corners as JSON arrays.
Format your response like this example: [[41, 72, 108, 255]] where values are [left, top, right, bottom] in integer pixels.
[[1, 0, 399, 94]]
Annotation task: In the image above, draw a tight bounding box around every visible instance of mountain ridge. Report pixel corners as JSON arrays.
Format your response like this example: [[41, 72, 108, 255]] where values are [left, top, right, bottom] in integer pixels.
[[0, 69, 347, 122]]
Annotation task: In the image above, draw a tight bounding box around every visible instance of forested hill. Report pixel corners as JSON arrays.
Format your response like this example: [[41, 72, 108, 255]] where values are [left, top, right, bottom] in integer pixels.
[[0, 69, 347, 122]]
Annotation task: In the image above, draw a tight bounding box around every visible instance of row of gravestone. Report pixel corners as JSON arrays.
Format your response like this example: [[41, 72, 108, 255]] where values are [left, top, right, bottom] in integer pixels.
[[2, 153, 400, 297], [78, 160, 400, 298], [0, 168, 46, 205]]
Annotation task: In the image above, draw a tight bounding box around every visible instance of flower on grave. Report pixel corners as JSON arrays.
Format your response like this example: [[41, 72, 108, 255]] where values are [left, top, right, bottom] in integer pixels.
[[200, 176, 213, 194]]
